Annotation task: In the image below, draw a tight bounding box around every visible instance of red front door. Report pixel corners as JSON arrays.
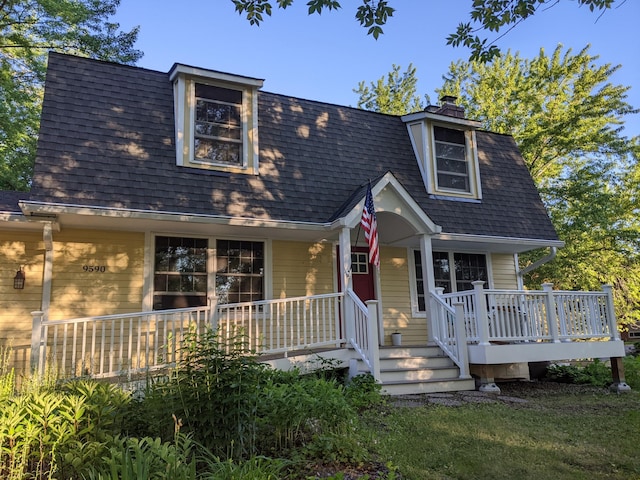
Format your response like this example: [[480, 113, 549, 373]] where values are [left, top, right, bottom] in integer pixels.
[[347, 247, 376, 302]]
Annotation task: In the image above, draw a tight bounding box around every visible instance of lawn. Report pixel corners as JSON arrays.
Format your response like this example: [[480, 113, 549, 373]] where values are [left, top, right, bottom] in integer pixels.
[[365, 383, 640, 480]]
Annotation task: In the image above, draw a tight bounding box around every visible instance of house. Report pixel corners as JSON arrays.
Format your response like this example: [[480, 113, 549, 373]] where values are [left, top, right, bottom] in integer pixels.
[[0, 52, 628, 394]]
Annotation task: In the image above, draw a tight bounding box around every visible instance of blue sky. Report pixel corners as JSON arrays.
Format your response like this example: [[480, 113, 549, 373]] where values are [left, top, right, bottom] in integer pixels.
[[113, 0, 639, 136]]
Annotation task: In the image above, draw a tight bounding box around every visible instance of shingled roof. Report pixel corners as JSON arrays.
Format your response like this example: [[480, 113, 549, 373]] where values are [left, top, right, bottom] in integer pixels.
[[29, 52, 558, 241]]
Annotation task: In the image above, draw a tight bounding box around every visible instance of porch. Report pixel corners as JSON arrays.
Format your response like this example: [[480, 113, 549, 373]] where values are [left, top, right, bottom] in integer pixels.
[[30, 284, 628, 394]]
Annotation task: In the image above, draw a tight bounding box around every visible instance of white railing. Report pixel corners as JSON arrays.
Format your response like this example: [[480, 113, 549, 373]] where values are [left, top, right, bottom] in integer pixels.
[[440, 282, 619, 345], [344, 289, 380, 381], [31, 292, 348, 379], [31, 306, 212, 378], [429, 293, 469, 377], [214, 293, 344, 354]]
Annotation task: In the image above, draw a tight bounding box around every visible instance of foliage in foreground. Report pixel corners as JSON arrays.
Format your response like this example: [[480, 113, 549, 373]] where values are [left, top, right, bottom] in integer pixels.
[[0, 333, 385, 479]]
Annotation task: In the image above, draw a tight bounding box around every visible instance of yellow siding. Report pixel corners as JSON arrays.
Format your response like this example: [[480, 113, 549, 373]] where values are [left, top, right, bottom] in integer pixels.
[[380, 247, 427, 346], [0, 231, 46, 370], [271, 240, 334, 299], [491, 253, 518, 290], [48, 229, 145, 320]]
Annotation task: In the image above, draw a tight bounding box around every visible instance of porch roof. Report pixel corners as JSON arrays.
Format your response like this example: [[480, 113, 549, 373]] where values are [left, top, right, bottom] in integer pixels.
[[26, 53, 558, 245]]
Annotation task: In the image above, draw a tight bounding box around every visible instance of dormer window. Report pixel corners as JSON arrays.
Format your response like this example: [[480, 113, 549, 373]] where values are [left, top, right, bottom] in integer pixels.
[[194, 84, 243, 166], [169, 64, 263, 174], [402, 101, 482, 200], [434, 126, 469, 193]]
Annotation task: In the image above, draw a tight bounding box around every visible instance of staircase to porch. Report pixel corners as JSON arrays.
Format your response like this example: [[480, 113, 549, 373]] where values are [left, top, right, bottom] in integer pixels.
[[352, 344, 476, 395]]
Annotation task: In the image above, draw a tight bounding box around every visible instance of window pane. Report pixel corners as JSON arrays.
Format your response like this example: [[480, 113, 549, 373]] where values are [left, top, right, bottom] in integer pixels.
[[434, 126, 465, 144], [195, 83, 242, 105], [435, 143, 466, 162], [194, 138, 242, 165], [437, 173, 469, 192], [437, 156, 468, 174]]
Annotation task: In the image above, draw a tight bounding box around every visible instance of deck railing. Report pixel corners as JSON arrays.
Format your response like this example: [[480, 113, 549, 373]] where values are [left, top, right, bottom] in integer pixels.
[[31, 306, 212, 378], [430, 293, 470, 377], [344, 289, 380, 381], [214, 293, 344, 354], [440, 282, 619, 345], [31, 292, 347, 379]]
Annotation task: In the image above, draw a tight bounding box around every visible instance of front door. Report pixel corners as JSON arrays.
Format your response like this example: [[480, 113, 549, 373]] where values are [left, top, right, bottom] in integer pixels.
[[350, 247, 376, 302]]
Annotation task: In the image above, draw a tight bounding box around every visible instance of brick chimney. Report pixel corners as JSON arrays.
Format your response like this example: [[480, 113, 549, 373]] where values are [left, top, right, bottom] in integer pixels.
[[435, 95, 465, 118]]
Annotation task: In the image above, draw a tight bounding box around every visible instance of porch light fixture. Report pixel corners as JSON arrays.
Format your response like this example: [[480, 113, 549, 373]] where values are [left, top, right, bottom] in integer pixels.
[[13, 267, 25, 290]]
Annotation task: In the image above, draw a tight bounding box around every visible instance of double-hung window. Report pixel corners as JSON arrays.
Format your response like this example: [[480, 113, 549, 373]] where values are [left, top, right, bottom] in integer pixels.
[[434, 126, 470, 193], [215, 240, 264, 304], [413, 250, 488, 312], [194, 84, 243, 166], [170, 64, 262, 174]]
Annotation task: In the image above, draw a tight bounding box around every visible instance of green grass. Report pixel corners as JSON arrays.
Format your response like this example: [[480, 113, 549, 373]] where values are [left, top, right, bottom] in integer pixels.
[[364, 388, 640, 480]]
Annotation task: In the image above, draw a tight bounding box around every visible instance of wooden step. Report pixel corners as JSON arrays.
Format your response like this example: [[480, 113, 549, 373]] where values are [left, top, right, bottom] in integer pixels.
[[381, 377, 476, 396]]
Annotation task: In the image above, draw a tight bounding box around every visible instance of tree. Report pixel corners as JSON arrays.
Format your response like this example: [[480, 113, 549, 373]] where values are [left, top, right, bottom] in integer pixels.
[[231, 0, 617, 59], [436, 44, 640, 328], [353, 63, 426, 115], [0, 0, 141, 191]]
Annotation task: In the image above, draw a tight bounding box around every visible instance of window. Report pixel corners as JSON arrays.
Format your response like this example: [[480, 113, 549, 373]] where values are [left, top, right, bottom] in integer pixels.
[[216, 240, 264, 304], [153, 236, 265, 309], [170, 64, 262, 174], [434, 126, 469, 193], [351, 252, 369, 274], [413, 250, 488, 311], [154, 236, 208, 310], [194, 84, 243, 166]]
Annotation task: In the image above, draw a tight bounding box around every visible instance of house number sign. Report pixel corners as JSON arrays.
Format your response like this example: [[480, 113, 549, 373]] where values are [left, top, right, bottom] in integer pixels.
[[83, 265, 107, 273]]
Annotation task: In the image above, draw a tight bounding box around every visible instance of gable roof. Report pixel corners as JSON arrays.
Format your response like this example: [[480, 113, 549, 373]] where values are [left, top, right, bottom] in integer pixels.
[[27, 52, 558, 242]]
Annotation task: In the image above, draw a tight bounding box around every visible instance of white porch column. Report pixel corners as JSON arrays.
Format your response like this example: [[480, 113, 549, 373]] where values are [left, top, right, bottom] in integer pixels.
[[366, 300, 381, 383], [601, 284, 620, 341], [41, 223, 54, 323], [419, 234, 436, 342], [338, 227, 352, 292], [30, 310, 44, 372], [542, 283, 561, 343], [473, 281, 491, 346]]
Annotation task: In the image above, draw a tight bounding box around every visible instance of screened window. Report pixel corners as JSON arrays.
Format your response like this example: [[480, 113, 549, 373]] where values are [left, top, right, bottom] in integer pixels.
[[434, 126, 470, 193], [216, 240, 264, 304], [194, 83, 243, 166], [154, 236, 208, 310], [413, 251, 487, 311]]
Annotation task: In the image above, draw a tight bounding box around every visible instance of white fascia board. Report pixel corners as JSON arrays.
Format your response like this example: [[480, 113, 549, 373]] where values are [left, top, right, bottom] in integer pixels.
[[0, 211, 59, 231], [335, 172, 442, 234], [168, 64, 264, 88], [434, 232, 565, 249], [18, 201, 328, 232], [401, 111, 481, 129]]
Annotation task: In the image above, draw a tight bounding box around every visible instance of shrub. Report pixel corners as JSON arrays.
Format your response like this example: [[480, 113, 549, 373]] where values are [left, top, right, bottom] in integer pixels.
[[545, 359, 612, 387]]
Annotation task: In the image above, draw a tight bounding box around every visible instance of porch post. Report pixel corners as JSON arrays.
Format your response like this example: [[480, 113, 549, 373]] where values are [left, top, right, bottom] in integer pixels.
[[30, 310, 44, 373], [473, 281, 490, 346], [339, 227, 352, 292], [366, 300, 381, 383], [610, 357, 631, 393], [419, 234, 436, 342], [601, 284, 620, 341], [453, 301, 470, 379], [208, 295, 219, 331], [542, 283, 560, 343]]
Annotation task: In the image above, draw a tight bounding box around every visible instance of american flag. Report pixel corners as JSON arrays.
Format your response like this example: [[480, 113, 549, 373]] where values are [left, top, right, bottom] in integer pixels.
[[361, 184, 380, 268]]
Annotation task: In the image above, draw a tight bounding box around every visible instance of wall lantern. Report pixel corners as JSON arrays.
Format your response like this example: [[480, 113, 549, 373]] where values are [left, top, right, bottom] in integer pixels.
[[13, 268, 25, 290]]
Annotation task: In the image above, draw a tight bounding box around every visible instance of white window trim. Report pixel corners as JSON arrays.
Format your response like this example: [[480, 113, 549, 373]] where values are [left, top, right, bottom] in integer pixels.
[[408, 248, 494, 316], [429, 124, 482, 199], [172, 69, 261, 175], [144, 233, 272, 310]]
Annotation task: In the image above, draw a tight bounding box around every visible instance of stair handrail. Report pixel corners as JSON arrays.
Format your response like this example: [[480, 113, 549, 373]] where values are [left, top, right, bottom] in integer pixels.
[[430, 291, 470, 379], [345, 289, 380, 382]]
